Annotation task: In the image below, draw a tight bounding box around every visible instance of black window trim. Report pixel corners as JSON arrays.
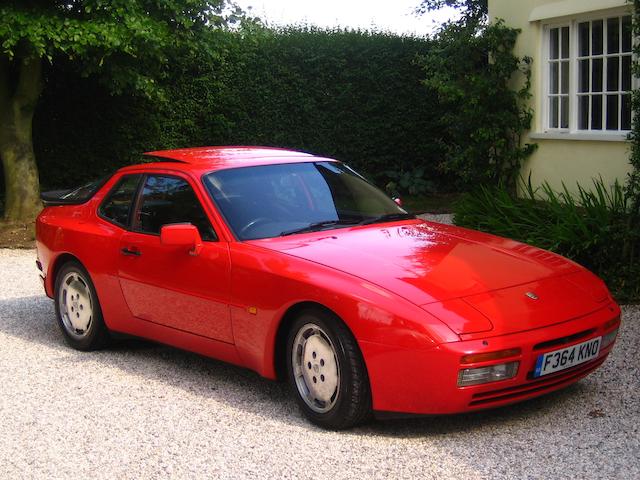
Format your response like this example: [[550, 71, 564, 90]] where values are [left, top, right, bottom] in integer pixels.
[[97, 173, 144, 230], [129, 172, 219, 242]]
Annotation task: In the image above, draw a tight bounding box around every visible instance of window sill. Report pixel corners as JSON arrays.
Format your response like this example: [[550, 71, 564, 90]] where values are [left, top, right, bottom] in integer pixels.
[[529, 131, 629, 142]]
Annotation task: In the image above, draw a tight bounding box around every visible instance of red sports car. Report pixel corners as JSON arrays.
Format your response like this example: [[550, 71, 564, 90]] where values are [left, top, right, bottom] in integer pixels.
[[36, 147, 620, 429]]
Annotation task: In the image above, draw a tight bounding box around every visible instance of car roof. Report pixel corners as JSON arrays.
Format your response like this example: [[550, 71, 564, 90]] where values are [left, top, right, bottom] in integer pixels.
[[117, 146, 336, 175]]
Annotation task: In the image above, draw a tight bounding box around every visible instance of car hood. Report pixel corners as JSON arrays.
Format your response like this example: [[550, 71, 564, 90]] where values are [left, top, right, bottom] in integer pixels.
[[252, 220, 608, 335]]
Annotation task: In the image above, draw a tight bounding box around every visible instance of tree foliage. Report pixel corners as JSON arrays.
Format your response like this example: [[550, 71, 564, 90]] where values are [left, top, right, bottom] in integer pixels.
[[0, 0, 240, 97], [622, 0, 640, 276], [629, 0, 640, 221], [0, 0, 240, 222], [417, 20, 535, 191], [415, 0, 487, 21]]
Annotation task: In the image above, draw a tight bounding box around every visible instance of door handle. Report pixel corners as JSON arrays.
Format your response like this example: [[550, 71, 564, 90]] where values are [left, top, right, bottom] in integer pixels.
[[121, 247, 141, 257]]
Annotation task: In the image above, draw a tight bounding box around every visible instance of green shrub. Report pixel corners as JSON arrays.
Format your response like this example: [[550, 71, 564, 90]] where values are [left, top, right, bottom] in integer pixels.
[[418, 19, 536, 192], [454, 178, 640, 302], [627, 0, 640, 250]]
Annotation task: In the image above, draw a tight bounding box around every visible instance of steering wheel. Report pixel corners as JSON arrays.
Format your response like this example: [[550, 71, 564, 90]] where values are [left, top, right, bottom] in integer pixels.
[[239, 217, 273, 237]]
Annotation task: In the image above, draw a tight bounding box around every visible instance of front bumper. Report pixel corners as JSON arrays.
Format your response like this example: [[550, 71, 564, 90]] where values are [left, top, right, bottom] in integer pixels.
[[361, 301, 621, 415]]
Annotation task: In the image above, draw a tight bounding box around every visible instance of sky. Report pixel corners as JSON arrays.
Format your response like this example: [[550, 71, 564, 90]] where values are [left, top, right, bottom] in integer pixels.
[[234, 0, 459, 37]]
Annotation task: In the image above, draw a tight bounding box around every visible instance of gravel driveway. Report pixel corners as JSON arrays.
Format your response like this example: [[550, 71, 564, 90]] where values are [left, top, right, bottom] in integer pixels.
[[0, 248, 638, 479]]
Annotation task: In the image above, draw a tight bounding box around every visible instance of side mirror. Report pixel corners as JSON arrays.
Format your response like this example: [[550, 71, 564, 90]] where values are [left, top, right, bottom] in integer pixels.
[[160, 224, 203, 256], [392, 196, 403, 207]]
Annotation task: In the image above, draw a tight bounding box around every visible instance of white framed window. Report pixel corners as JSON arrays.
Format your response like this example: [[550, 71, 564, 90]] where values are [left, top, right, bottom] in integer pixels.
[[543, 12, 633, 135]]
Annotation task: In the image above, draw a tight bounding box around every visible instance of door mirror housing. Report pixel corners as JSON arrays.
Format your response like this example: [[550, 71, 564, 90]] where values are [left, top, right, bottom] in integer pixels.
[[160, 224, 203, 256]]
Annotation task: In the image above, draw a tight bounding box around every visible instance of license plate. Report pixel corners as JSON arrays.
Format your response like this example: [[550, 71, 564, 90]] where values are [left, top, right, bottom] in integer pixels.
[[534, 337, 601, 378]]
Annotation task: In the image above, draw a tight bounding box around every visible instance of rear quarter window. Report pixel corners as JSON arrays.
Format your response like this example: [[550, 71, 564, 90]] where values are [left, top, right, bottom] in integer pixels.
[[98, 175, 142, 227]]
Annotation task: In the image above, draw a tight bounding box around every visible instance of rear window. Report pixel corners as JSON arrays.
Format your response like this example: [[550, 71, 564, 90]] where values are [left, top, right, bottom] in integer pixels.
[[41, 176, 110, 206], [61, 177, 108, 201]]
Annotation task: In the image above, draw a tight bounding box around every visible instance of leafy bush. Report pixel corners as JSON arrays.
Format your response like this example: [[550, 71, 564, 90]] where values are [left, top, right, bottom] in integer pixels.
[[418, 20, 536, 192], [454, 178, 640, 302], [627, 0, 640, 249], [384, 166, 437, 196]]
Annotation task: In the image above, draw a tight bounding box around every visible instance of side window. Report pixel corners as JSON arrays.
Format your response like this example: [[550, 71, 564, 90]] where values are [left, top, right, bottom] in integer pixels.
[[134, 175, 217, 241], [98, 174, 142, 227]]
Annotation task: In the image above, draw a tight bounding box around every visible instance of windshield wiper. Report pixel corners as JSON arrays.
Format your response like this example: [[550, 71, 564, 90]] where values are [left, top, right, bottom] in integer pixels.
[[357, 212, 416, 226], [280, 219, 360, 237]]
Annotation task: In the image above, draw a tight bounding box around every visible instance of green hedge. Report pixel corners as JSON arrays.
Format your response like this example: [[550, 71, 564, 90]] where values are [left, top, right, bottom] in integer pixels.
[[26, 28, 448, 192]]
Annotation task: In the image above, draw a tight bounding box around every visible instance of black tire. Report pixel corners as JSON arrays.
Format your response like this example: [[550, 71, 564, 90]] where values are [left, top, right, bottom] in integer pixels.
[[54, 260, 110, 351], [286, 308, 371, 429]]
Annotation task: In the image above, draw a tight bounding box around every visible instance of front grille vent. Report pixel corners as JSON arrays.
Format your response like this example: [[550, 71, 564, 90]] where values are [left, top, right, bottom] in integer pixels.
[[532, 328, 596, 351]]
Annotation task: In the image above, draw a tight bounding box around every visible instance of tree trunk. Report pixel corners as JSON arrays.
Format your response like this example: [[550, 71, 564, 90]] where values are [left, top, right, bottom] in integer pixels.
[[0, 55, 43, 223]]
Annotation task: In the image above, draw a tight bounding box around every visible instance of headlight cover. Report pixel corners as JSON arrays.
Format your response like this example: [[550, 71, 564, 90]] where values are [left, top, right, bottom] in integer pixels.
[[457, 361, 519, 387]]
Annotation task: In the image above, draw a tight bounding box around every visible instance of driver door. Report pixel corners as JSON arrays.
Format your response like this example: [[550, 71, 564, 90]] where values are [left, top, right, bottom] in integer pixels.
[[117, 173, 233, 343]]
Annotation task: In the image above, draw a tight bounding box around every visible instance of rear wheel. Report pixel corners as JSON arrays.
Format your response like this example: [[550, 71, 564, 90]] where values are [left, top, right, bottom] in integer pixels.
[[286, 308, 371, 429], [54, 261, 110, 351]]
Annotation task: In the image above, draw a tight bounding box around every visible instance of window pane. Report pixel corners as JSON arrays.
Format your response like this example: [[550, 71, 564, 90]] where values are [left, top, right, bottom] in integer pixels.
[[136, 175, 217, 241], [606, 95, 619, 130], [622, 16, 632, 52], [561, 96, 569, 129], [561, 26, 570, 59], [578, 22, 590, 56], [550, 62, 559, 94], [592, 20, 603, 55], [592, 58, 603, 92], [591, 95, 603, 130], [578, 96, 590, 129], [60, 177, 108, 202], [622, 94, 632, 130], [607, 17, 620, 54], [550, 28, 559, 59], [99, 175, 141, 227], [579, 59, 590, 92], [549, 97, 559, 128], [561, 61, 569, 94], [607, 57, 619, 91], [622, 55, 632, 91]]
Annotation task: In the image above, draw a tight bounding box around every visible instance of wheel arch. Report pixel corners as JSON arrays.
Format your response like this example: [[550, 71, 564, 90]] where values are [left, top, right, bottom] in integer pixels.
[[49, 253, 84, 295], [272, 301, 362, 382]]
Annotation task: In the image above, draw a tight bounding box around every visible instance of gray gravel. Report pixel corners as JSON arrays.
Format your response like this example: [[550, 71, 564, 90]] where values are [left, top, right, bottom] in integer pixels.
[[0, 248, 638, 479], [418, 213, 454, 225]]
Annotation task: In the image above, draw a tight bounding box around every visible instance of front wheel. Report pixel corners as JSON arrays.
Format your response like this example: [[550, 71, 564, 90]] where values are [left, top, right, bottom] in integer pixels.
[[286, 309, 371, 429], [54, 261, 110, 351]]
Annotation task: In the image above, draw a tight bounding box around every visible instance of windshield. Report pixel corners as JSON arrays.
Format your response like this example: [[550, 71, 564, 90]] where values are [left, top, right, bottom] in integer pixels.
[[203, 162, 412, 240]]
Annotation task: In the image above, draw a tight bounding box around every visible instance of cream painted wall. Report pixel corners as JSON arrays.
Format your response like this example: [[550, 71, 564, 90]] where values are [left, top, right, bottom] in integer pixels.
[[488, 0, 633, 193]]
